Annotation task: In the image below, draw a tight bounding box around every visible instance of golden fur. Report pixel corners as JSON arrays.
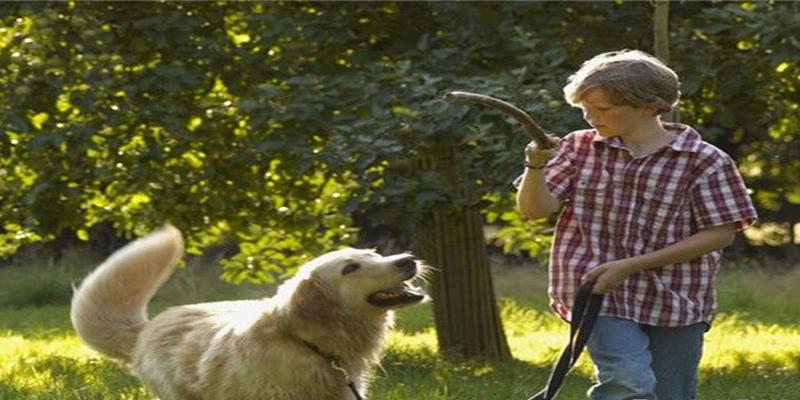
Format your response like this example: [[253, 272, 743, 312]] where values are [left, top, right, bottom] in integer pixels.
[[71, 226, 426, 400]]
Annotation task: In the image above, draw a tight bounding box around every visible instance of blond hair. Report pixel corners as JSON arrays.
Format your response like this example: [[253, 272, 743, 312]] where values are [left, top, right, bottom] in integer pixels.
[[563, 49, 680, 114]]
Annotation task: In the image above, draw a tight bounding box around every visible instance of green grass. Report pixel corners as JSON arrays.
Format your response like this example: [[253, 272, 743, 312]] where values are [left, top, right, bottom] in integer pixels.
[[1, 259, 798, 400]]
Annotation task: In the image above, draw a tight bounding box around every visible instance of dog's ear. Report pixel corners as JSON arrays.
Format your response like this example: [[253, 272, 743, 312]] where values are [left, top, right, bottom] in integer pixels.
[[290, 274, 340, 320]]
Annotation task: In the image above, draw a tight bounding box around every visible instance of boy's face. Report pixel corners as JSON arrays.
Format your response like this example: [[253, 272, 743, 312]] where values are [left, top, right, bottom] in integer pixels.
[[578, 88, 658, 138]]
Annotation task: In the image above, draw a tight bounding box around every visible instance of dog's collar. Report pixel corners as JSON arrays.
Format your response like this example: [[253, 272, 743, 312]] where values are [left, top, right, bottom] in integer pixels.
[[291, 335, 364, 400]]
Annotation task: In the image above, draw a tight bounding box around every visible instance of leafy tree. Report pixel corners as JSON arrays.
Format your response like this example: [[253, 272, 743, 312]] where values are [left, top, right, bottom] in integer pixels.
[[2, 1, 797, 359], [1, 2, 359, 281], [670, 2, 800, 228]]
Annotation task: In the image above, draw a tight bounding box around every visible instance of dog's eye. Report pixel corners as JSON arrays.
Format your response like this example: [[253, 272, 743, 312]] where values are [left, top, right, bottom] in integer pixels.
[[342, 263, 360, 275]]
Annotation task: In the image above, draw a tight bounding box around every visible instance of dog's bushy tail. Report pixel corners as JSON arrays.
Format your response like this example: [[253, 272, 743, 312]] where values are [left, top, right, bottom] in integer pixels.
[[70, 225, 183, 363]]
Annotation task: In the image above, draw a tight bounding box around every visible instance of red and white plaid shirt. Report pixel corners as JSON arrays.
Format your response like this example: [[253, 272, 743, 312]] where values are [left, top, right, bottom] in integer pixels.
[[518, 123, 757, 327]]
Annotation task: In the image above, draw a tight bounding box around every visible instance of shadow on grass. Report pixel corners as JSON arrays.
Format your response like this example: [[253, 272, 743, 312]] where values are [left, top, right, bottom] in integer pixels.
[[374, 346, 593, 400], [2, 327, 797, 400], [0, 383, 39, 400], [699, 365, 800, 400], [0, 305, 74, 337], [375, 345, 800, 400], [714, 266, 800, 327]]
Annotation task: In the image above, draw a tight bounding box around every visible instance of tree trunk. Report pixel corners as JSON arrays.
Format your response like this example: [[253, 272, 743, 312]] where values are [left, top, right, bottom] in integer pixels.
[[653, 0, 678, 123], [653, 0, 670, 66], [415, 153, 512, 360]]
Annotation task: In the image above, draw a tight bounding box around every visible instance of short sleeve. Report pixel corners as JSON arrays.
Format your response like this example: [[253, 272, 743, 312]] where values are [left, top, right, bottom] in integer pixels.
[[512, 133, 576, 203], [689, 158, 758, 231], [543, 135, 576, 202]]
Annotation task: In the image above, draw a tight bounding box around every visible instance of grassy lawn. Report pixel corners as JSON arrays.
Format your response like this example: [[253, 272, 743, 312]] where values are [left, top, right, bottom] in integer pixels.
[[1, 258, 798, 400]]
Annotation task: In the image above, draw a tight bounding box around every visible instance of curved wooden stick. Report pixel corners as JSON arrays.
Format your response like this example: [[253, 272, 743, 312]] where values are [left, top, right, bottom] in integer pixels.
[[443, 91, 554, 149]]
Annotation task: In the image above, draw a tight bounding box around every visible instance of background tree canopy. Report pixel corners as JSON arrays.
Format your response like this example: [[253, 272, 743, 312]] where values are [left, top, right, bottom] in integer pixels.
[[2, 1, 798, 277]]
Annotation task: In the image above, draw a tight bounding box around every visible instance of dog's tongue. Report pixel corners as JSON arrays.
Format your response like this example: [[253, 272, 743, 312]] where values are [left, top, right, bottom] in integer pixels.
[[368, 283, 426, 307]]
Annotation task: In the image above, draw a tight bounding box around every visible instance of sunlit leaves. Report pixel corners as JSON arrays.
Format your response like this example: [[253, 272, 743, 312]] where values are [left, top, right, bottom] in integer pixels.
[[218, 170, 358, 283], [1, 2, 797, 275], [28, 112, 48, 130], [672, 1, 799, 218], [180, 150, 205, 169]]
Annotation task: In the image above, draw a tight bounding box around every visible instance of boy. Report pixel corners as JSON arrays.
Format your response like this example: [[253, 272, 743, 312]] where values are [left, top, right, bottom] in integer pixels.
[[515, 50, 757, 400]]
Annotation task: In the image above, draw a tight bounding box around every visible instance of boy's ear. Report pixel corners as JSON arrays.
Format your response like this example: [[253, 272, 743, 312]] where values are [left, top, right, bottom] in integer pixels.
[[638, 104, 661, 117]]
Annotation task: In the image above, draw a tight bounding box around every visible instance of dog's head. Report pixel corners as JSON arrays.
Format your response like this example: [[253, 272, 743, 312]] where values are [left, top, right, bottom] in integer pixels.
[[287, 248, 427, 316]]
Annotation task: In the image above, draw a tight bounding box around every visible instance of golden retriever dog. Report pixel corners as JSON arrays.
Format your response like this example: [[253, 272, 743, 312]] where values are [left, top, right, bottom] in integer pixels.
[[71, 225, 427, 400]]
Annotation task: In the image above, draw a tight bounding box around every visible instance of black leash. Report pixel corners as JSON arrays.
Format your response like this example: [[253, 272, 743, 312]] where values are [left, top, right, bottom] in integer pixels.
[[528, 281, 604, 400], [292, 335, 364, 400], [330, 359, 364, 400]]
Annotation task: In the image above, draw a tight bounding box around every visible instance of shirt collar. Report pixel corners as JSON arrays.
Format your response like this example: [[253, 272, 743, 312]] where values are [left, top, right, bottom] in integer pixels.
[[591, 123, 703, 153]]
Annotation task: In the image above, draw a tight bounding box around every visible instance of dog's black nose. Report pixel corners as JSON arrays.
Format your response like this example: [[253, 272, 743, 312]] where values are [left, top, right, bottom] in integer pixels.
[[394, 255, 417, 274]]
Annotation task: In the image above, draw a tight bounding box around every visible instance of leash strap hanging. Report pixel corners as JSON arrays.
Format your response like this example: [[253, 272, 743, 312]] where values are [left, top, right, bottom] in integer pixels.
[[330, 359, 364, 400], [347, 381, 364, 400], [528, 281, 604, 400], [292, 334, 364, 400]]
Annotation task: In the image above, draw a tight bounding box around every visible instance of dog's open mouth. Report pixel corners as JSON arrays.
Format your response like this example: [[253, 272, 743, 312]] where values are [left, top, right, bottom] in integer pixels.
[[367, 283, 426, 307]]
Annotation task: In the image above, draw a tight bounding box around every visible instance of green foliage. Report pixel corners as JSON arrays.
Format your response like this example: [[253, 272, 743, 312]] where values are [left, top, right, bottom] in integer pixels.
[[1, 2, 797, 280], [1, 2, 364, 279], [671, 2, 800, 220], [485, 192, 554, 259]]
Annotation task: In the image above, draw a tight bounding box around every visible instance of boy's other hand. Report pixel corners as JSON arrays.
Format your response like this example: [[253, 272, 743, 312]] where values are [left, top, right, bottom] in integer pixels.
[[582, 260, 635, 294]]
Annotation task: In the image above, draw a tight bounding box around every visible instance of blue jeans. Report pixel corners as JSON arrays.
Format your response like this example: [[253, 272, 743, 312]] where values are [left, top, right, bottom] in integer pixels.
[[585, 316, 706, 400]]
